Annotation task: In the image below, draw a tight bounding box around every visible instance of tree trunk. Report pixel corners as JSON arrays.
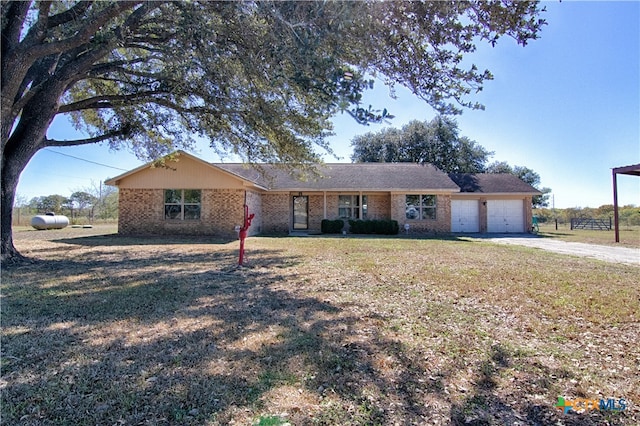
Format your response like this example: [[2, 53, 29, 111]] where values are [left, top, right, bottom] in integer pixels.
[[1, 160, 24, 264], [2, 136, 51, 263], [1, 95, 57, 263], [1, 53, 115, 263]]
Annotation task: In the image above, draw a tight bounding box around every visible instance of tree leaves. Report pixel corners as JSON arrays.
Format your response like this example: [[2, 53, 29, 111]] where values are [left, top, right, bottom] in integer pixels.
[[3, 0, 546, 164], [351, 116, 492, 174]]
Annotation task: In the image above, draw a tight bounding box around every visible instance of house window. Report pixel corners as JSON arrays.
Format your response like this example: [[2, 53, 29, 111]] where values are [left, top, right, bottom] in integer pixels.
[[405, 194, 436, 220], [338, 195, 367, 219], [164, 189, 201, 220]]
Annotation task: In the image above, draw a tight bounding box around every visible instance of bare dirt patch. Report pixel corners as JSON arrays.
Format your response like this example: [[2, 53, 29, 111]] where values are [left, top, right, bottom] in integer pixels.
[[2, 230, 638, 425]]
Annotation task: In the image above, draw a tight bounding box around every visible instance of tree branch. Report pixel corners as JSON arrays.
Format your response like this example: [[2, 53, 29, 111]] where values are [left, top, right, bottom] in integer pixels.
[[47, 1, 94, 28], [43, 128, 130, 147], [1, 1, 31, 58], [88, 59, 166, 79], [121, 43, 169, 54], [34, 2, 137, 59], [58, 91, 166, 113], [2, 1, 138, 128], [13, 53, 62, 112]]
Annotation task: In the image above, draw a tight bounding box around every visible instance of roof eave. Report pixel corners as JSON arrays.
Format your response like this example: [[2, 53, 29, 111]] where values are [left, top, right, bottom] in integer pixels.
[[104, 150, 268, 189], [274, 188, 459, 192], [613, 163, 640, 176], [453, 191, 542, 196]]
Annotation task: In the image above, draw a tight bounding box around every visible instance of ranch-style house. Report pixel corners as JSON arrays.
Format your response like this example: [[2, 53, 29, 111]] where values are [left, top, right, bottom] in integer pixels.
[[105, 151, 541, 238]]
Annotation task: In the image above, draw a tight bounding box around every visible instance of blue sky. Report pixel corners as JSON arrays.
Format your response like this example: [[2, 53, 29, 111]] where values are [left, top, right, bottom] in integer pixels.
[[15, 1, 640, 209]]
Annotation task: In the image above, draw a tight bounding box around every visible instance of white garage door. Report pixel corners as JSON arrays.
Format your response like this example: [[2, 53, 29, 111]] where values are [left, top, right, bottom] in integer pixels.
[[451, 200, 480, 232], [487, 200, 524, 233]]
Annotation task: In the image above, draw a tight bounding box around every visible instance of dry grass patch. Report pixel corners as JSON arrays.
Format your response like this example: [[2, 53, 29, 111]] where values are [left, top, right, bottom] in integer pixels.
[[538, 223, 640, 248], [2, 228, 638, 425]]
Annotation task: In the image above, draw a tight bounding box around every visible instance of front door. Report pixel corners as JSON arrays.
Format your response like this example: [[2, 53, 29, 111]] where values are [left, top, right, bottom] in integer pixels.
[[292, 195, 308, 230]]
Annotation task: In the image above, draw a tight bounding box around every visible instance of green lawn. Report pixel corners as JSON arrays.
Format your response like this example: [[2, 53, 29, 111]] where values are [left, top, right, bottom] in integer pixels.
[[537, 223, 640, 248], [2, 228, 638, 425]]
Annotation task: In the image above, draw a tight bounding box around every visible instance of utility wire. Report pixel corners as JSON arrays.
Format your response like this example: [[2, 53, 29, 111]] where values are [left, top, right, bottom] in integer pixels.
[[44, 148, 129, 171]]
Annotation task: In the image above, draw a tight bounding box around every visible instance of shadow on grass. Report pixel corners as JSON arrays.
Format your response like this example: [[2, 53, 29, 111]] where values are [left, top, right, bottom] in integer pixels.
[[537, 232, 575, 237], [1, 240, 634, 425], [2, 244, 387, 425], [52, 233, 238, 247], [449, 343, 627, 426]]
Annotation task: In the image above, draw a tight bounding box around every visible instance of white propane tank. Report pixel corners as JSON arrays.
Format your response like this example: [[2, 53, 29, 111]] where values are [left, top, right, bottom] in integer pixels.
[[31, 214, 70, 230]]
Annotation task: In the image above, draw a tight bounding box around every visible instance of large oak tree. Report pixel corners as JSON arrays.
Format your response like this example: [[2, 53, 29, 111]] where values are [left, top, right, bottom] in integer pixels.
[[351, 116, 494, 173], [486, 161, 552, 207], [351, 117, 551, 207], [1, 1, 545, 262]]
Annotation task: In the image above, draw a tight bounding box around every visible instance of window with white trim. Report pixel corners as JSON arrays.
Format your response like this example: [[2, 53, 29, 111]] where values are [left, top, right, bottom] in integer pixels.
[[164, 189, 201, 220], [405, 194, 436, 220], [338, 195, 368, 219]]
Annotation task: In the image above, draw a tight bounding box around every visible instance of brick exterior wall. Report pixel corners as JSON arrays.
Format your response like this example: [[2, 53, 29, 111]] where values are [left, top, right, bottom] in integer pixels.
[[245, 189, 262, 236], [365, 193, 391, 219], [391, 193, 451, 234], [118, 189, 163, 235], [112, 154, 536, 236], [259, 192, 395, 234], [119, 188, 530, 236], [524, 196, 533, 233], [262, 193, 290, 234], [118, 188, 245, 238], [325, 193, 338, 219], [479, 197, 488, 233], [204, 189, 245, 237], [308, 194, 324, 232]]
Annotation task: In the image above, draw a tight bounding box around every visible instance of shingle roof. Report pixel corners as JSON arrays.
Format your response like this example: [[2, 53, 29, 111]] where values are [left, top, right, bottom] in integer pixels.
[[105, 150, 542, 195], [448, 173, 541, 194], [215, 162, 460, 191]]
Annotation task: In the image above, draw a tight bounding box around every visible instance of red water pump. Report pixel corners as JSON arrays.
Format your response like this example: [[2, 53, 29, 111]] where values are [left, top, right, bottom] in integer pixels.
[[238, 204, 255, 266]]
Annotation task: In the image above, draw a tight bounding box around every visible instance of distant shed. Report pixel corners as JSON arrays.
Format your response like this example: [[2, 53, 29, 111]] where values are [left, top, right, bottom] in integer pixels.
[[612, 164, 640, 242]]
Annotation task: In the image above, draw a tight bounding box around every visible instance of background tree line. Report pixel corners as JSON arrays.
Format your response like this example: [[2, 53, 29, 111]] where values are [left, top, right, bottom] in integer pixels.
[[350, 116, 552, 207], [13, 182, 118, 225]]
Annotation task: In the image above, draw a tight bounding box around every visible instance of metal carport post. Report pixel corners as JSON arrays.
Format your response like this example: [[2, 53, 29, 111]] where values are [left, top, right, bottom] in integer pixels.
[[612, 164, 640, 243]]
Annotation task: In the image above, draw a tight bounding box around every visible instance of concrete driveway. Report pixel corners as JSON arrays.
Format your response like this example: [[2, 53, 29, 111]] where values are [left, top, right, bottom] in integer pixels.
[[482, 235, 640, 266]]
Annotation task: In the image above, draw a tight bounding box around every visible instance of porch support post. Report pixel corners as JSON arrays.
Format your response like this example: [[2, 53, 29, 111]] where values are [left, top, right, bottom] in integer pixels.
[[359, 191, 363, 219], [613, 169, 620, 243], [610, 164, 640, 243], [323, 191, 327, 219]]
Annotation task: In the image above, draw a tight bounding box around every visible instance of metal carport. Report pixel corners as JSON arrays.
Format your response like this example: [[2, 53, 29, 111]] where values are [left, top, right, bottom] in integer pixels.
[[612, 164, 640, 242]]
